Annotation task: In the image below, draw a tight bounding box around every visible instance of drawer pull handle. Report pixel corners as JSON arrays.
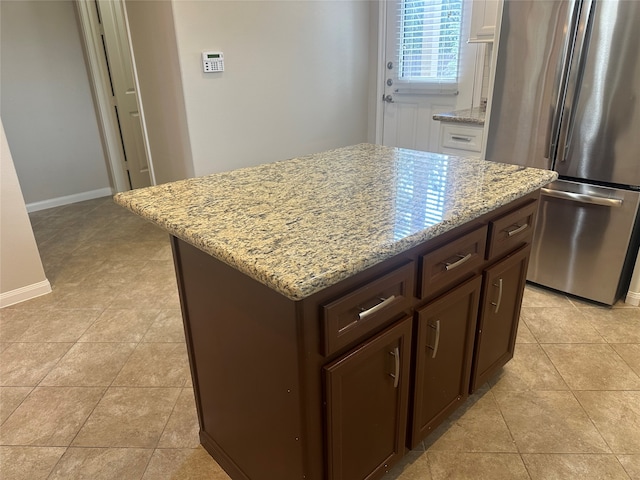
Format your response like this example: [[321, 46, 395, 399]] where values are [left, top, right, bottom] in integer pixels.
[[358, 295, 396, 320], [427, 320, 441, 359], [506, 223, 529, 237], [491, 278, 503, 314], [389, 347, 400, 388], [451, 135, 472, 142], [444, 253, 472, 271]]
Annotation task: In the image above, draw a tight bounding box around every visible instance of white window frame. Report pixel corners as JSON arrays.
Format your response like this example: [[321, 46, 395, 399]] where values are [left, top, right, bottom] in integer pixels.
[[396, 0, 463, 88]]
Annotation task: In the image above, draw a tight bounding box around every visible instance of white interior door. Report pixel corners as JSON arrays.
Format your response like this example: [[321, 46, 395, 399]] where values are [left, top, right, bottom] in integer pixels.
[[96, 0, 151, 190], [381, 0, 461, 152]]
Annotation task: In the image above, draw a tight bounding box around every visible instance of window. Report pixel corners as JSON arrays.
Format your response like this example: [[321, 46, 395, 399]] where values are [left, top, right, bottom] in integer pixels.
[[397, 0, 463, 88]]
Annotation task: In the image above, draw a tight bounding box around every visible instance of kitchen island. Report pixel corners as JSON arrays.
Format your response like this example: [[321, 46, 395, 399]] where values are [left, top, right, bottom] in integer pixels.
[[115, 144, 557, 480]]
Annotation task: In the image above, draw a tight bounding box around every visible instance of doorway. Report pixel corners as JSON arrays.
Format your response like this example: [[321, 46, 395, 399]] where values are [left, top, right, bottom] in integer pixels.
[[379, 0, 479, 152], [77, 0, 153, 191]]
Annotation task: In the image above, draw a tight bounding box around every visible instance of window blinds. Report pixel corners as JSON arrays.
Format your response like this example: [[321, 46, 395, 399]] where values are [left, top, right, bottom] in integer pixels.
[[397, 0, 462, 88]]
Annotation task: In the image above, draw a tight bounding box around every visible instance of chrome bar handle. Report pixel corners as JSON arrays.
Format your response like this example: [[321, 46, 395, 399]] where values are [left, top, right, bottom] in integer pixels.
[[507, 223, 529, 237], [541, 188, 623, 208], [556, 0, 595, 163], [451, 135, 472, 142], [429, 320, 441, 359], [444, 253, 472, 271], [491, 278, 503, 314], [546, 0, 582, 160], [389, 347, 400, 388], [358, 295, 396, 320]]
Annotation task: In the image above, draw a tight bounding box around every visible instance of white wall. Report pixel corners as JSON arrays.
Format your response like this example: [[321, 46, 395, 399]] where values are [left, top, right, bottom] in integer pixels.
[[125, 0, 195, 185], [170, 0, 372, 176], [626, 250, 640, 306], [0, 0, 112, 205], [0, 118, 51, 307]]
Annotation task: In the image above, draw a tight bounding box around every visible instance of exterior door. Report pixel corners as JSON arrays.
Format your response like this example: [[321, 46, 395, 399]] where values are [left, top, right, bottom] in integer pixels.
[[324, 317, 412, 480], [95, 0, 151, 189], [381, 0, 461, 151]]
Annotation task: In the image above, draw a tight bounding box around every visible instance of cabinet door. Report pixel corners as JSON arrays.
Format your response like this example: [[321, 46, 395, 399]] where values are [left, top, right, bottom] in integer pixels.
[[410, 276, 481, 448], [324, 317, 412, 480], [469, 0, 500, 42], [471, 245, 531, 392]]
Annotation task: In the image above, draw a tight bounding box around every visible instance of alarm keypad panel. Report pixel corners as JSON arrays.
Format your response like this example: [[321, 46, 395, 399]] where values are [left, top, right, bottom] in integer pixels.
[[202, 52, 224, 73]]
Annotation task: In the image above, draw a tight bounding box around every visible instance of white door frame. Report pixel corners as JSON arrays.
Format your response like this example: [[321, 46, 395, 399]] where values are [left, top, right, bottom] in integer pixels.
[[374, 1, 387, 145], [75, 0, 155, 192]]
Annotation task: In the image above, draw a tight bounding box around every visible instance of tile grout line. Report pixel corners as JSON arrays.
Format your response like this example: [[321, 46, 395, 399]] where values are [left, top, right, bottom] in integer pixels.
[[486, 381, 531, 478], [0, 385, 36, 430]]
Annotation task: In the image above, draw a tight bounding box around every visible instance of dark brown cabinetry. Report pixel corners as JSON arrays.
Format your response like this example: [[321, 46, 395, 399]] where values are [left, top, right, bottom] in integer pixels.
[[471, 244, 531, 391], [324, 317, 412, 480], [322, 262, 414, 356], [410, 276, 481, 448], [486, 200, 536, 260], [171, 192, 540, 480], [419, 226, 487, 300]]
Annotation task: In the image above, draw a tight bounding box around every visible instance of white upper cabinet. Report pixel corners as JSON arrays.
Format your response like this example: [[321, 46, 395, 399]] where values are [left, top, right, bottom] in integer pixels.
[[468, 0, 500, 43]]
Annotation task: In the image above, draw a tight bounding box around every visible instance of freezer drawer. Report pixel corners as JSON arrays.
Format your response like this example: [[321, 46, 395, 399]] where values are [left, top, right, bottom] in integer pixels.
[[528, 180, 640, 305]]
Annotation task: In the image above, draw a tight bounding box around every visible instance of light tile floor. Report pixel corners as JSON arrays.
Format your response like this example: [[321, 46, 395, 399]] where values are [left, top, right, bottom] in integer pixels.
[[1, 196, 639, 479]]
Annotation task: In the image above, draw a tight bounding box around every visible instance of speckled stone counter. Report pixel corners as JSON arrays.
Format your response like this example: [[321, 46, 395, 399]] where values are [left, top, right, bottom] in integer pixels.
[[432, 107, 486, 125], [114, 144, 556, 300]]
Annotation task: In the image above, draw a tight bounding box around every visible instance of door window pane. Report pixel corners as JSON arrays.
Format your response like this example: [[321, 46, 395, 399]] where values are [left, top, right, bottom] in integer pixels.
[[398, 0, 463, 84]]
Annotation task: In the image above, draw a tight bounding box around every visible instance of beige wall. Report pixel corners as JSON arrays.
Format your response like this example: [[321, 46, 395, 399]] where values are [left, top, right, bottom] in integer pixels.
[[169, 0, 372, 176], [0, 118, 51, 307], [125, 0, 194, 185], [0, 0, 111, 205]]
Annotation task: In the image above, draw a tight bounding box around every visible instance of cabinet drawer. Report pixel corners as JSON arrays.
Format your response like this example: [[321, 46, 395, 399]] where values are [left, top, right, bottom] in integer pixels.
[[419, 225, 487, 300], [322, 262, 414, 356], [441, 124, 484, 153], [486, 200, 537, 260]]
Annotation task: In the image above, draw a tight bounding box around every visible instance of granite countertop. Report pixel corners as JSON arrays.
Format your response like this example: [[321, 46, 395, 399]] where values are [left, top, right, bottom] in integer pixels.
[[114, 144, 557, 301], [433, 107, 486, 125]]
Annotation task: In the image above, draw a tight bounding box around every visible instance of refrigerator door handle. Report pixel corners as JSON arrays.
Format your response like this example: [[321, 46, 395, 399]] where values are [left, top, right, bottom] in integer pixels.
[[541, 188, 623, 208], [556, 0, 595, 163], [546, 0, 582, 160]]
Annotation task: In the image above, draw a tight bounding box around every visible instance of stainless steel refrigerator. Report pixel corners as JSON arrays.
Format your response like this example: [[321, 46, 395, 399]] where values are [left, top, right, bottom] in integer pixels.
[[485, 0, 640, 305]]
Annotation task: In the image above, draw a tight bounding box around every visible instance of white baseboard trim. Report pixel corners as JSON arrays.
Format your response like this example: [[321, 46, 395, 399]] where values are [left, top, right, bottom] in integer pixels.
[[625, 290, 640, 306], [26, 187, 114, 213], [0, 279, 52, 308]]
